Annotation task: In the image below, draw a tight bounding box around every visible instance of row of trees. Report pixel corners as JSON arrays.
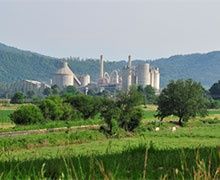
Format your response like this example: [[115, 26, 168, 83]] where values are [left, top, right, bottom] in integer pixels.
[[11, 78, 215, 132], [10, 86, 144, 134]]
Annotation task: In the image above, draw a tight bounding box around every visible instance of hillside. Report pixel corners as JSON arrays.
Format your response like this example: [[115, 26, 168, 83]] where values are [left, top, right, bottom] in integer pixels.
[[151, 52, 220, 88], [0, 42, 220, 88]]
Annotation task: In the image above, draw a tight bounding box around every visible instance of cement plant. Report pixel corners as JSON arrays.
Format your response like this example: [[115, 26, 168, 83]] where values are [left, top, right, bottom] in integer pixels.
[[5, 55, 160, 96]]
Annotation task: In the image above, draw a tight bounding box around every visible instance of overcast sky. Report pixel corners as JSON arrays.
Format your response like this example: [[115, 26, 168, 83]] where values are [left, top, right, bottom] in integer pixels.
[[0, 0, 220, 60]]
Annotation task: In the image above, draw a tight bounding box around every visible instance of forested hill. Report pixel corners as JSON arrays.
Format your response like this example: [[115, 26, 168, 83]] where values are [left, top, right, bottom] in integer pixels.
[[151, 52, 220, 88], [0, 42, 220, 88]]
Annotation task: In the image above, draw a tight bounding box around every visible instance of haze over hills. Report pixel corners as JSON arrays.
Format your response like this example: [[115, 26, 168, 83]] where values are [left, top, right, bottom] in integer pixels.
[[0, 42, 220, 89]]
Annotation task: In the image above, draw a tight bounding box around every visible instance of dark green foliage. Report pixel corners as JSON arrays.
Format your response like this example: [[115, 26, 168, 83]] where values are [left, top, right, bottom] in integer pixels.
[[208, 99, 220, 109], [43, 87, 52, 96], [116, 86, 143, 131], [51, 85, 60, 95], [99, 98, 120, 135], [144, 85, 157, 104], [61, 103, 80, 121], [156, 79, 209, 126], [10, 92, 25, 104], [117, 86, 143, 108], [66, 95, 102, 119], [38, 98, 63, 121], [62, 86, 78, 96], [0, 42, 60, 83], [126, 108, 143, 131], [10, 104, 44, 124], [209, 80, 220, 99], [38, 96, 79, 121], [137, 85, 157, 104]]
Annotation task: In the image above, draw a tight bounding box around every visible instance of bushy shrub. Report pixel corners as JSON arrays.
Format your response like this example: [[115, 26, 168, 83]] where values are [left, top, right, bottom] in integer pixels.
[[38, 96, 80, 121], [118, 108, 143, 132], [127, 108, 143, 131], [61, 103, 80, 121], [10, 92, 25, 104], [66, 95, 102, 119], [10, 104, 44, 124], [38, 99, 63, 120]]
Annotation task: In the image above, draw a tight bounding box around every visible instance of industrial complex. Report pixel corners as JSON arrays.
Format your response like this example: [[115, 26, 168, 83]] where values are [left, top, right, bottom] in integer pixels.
[[6, 55, 160, 95]]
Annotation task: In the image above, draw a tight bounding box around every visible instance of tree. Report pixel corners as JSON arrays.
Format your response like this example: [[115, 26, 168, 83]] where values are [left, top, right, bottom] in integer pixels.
[[209, 80, 220, 99], [155, 79, 208, 126], [51, 85, 60, 95], [26, 90, 35, 99], [10, 92, 25, 104], [117, 85, 144, 109], [99, 98, 120, 135], [38, 96, 79, 121], [116, 86, 143, 131], [144, 85, 157, 104], [63, 86, 78, 95], [10, 104, 44, 124], [66, 95, 101, 119], [38, 97, 63, 120], [43, 87, 52, 96]]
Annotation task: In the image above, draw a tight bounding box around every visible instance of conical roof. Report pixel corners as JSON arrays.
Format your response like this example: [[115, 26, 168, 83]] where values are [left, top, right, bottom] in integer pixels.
[[55, 62, 74, 75]]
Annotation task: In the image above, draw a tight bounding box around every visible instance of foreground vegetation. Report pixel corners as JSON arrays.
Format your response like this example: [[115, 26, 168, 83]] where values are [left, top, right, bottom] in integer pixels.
[[0, 119, 219, 179], [0, 146, 219, 179], [0, 79, 220, 179]]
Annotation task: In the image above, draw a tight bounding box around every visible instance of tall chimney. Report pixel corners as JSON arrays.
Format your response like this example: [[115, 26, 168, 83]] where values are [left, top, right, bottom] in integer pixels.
[[100, 55, 104, 79], [128, 55, 131, 68]]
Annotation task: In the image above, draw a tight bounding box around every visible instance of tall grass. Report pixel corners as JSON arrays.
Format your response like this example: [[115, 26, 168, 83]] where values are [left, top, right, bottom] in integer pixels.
[[0, 144, 219, 179]]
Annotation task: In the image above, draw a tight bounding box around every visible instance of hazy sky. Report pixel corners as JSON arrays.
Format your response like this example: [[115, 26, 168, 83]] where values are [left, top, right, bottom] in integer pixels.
[[0, 0, 220, 60]]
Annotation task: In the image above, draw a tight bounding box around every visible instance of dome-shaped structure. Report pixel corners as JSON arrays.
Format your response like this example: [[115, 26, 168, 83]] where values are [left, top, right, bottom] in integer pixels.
[[53, 61, 74, 88], [55, 62, 74, 76]]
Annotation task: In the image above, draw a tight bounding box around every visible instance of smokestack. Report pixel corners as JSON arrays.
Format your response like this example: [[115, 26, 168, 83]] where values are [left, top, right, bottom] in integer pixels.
[[128, 55, 131, 68], [100, 55, 104, 79]]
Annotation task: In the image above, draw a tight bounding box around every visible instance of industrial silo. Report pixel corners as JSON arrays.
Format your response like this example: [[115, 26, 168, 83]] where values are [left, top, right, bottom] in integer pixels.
[[136, 63, 150, 87], [53, 61, 74, 88], [79, 74, 91, 87], [150, 68, 155, 88], [154, 68, 160, 91]]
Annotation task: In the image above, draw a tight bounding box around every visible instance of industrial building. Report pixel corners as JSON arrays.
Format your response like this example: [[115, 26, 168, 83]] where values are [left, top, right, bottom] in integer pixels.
[[52, 61, 81, 88], [97, 55, 160, 92], [121, 56, 160, 92], [7, 79, 50, 95], [78, 74, 91, 87], [5, 56, 160, 96]]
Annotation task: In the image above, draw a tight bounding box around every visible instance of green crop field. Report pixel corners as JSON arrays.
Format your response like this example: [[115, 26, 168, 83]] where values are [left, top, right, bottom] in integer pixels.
[[0, 110, 14, 123], [0, 122, 219, 179], [0, 105, 220, 179]]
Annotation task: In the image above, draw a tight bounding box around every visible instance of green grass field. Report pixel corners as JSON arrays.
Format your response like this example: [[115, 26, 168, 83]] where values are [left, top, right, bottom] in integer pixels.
[[0, 105, 220, 179], [0, 122, 219, 179], [0, 110, 13, 123]]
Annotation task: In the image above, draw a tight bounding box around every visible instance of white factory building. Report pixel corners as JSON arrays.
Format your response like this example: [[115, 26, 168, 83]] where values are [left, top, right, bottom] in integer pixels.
[[8, 79, 50, 94], [52, 61, 90, 88], [121, 56, 160, 92], [6, 57, 159, 96], [97, 55, 160, 92]]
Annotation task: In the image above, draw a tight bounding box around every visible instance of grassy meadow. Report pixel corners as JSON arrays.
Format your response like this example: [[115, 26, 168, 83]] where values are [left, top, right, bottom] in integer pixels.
[[0, 104, 219, 179]]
